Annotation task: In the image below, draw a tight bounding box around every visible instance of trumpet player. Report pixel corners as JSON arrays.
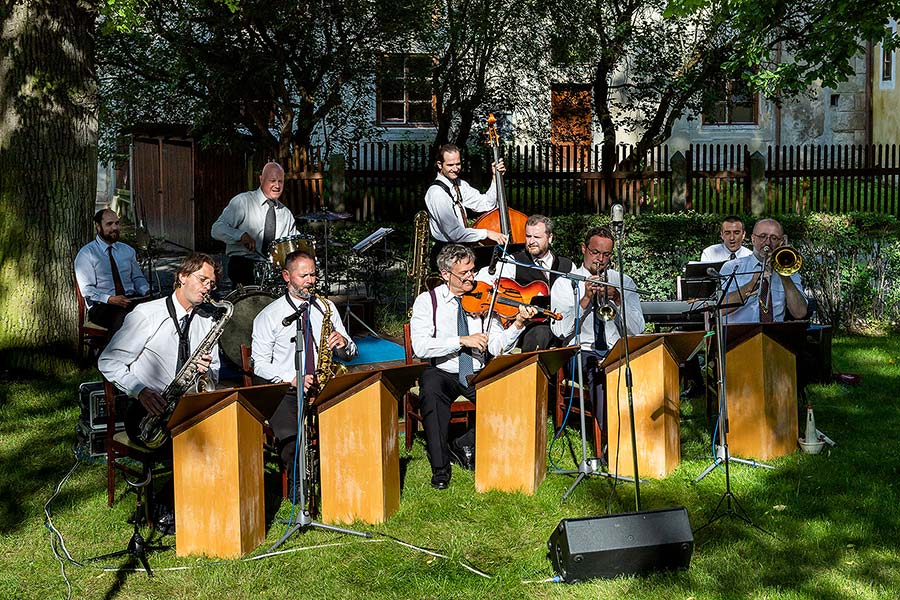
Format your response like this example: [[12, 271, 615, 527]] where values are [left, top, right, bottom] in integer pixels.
[[721, 218, 808, 323], [550, 227, 644, 450]]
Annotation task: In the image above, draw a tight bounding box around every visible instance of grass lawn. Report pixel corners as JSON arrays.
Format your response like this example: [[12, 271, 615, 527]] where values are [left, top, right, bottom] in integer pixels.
[[1, 335, 899, 599]]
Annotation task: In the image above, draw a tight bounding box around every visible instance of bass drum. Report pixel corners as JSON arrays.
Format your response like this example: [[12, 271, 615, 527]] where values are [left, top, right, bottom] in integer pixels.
[[219, 286, 278, 367]]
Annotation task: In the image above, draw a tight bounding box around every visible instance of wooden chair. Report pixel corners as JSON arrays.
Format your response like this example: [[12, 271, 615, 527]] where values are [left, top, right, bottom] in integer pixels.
[[240, 343, 289, 500], [76, 284, 110, 362], [104, 379, 169, 508], [402, 323, 476, 451], [554, 363, 603, 457]]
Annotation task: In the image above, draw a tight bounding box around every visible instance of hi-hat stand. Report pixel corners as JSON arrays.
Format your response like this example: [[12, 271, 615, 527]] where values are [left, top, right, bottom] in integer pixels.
[[86, 472, 169, 577], [693, 270, 773, 536], [271, 302, 370, 551]]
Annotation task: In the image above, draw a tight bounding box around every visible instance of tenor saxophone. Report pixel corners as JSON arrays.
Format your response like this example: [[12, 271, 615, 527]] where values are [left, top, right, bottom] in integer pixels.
[[125, 295, 234, 449]]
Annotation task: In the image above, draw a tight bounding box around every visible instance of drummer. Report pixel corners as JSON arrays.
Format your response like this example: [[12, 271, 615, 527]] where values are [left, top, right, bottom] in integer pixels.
[[211, 161, 299, 287]]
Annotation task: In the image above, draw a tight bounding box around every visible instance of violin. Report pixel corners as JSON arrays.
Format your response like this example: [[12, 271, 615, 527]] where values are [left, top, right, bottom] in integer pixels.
[[472, 113, 528, 245], [460, 279, 562, 323]]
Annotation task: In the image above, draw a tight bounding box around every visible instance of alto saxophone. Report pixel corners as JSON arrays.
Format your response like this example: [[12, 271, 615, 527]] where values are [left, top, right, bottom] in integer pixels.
[[126, 295, 234, 449], [314, 296, 347, 388]]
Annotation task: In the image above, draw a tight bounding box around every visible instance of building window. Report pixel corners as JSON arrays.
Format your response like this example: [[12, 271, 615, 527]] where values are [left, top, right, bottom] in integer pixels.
[[702, 77, 758, 126], [881, 22, 896, 90], [377, 55, 434, 126]]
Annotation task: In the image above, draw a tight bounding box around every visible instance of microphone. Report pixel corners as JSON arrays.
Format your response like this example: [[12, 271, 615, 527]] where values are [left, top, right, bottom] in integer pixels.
[[706, 267, 723, 278], [610, 204, 624, 237], [488, 246, 501, 276], [282, 301, 310, 327]]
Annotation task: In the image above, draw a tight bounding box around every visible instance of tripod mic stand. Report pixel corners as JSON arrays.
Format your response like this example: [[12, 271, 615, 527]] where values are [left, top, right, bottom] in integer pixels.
[[693, 273, 773, 536], [87, 472, 169, 577], [271, 301, 370, 551]]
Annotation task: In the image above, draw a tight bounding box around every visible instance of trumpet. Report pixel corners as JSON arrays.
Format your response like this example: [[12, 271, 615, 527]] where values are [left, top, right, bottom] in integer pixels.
[[594, 270, 617, 322], [771, 245, 803, 276]]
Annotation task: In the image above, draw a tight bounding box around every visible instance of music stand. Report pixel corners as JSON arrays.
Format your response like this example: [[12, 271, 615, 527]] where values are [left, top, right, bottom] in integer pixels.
[[678, 261, 725, 301]]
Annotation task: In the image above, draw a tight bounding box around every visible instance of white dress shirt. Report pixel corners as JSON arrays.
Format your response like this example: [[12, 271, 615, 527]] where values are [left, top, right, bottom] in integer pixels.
[[425, 173, 498, 243], [98, 294, 220, 397], [476, 251, 557, 284], [251, 294, 357, 384], [211, 188, 299, 260], [550, 265, 645, 350], [700, 243, 753, 263], [721, 254, 804, 323], [74, 236, 150, 307], [409, 284, 524, 374]]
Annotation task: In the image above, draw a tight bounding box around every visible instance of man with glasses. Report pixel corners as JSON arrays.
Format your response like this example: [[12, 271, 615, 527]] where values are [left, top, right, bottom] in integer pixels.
[[549, 227, 645, 455], [721, 218, 808, 322], [410, 244, 536, 489], [251, 250, 357, 496], [99, 253, 222, 426]]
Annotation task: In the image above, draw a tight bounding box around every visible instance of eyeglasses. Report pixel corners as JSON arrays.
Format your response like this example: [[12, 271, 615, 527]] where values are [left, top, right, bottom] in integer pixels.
[[586, 247, 613, 259], [190, 273, 217, 290], [449, 267, 475, 280], [752, 233, 783, 244]]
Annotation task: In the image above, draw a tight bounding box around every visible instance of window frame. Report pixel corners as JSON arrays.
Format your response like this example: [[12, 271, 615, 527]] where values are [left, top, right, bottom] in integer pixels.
[[376, 54, 435, 127], [701, 77, 759, 127]]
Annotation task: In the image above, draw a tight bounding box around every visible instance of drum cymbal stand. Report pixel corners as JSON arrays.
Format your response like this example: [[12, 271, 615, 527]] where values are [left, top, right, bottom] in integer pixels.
[[693, 271, 773, 536], [271, 304, 370, 551]]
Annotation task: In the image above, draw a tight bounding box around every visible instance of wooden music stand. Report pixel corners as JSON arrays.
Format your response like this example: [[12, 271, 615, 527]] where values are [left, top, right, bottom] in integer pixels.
[[602, 332, 705, 479], [312, 363, 426, 525], [721, 322, 806, 461], [167, 383, 289, 559], [472, 346, 578, 495]]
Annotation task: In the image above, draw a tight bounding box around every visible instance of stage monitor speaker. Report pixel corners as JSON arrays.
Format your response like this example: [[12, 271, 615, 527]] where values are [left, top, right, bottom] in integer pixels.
[[547, 507, 693, 582]]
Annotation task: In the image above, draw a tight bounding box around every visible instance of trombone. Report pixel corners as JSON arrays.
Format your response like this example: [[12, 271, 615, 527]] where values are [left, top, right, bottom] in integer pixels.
[[771, 245, 803, 276]]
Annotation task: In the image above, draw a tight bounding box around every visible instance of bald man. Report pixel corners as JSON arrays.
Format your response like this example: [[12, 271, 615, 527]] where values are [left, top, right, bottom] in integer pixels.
[[211, 162, 299, 286]]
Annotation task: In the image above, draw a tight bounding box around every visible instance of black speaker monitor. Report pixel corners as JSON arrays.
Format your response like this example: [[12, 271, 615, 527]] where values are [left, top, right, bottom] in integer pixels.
[[547, 507, 694, 582]]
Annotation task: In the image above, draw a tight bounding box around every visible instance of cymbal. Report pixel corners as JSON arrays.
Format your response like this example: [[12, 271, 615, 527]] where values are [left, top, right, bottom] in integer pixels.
[[300, 210, 352, 222]]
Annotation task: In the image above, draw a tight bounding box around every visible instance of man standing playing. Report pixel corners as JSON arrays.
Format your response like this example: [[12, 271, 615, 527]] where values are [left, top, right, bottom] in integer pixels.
[[700, 215, 753, 262], [211, 161, 298, 287], [251, 250, 357, 493], [425, 144, 507, 269], [75, 209, 151, 335], [477, 214, 575, 350], [410, 244, 536, 489], [550, 227, 645, 450], [722, 218, 807, 323], [98, 253, 220, 434]]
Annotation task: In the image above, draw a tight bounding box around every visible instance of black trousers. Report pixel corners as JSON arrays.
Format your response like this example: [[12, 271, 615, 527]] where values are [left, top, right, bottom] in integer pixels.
[[269, 390, 302, 471], [518, 321, 558, 352], [227, 255, 259, 287], [419, 366, 476, 471], [88, 302, 131, 335], [580, 350, 607, 454]]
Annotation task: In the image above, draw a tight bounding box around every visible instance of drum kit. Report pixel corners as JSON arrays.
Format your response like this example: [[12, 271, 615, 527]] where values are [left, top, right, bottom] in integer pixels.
[[219, 210, 350, 368]]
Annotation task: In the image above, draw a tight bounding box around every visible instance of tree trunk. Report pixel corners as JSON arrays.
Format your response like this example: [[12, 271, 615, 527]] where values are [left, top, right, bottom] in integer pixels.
[[0, 1, 98, 370]]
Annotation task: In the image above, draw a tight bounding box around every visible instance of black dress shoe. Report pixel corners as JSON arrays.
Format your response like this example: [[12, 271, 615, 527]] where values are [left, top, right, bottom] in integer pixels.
[[449, 441, 475, 471], [430, 468, 451, 490]]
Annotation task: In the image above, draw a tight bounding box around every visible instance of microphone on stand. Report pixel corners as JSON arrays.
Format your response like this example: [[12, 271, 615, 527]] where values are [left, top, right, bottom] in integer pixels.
[[706, 267, 723, 278], [282, 301, 310, 327], [488, 246, 502, 276], [610, 204, 625, 238]]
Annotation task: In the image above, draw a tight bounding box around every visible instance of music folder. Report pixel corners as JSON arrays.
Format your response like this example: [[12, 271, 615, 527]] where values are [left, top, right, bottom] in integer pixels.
[[678, 260, 725, 300]]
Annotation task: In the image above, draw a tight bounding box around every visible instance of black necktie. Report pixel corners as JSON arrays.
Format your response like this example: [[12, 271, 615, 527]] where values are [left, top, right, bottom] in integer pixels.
[[759, 274, 773, 323], [176, 315, 191, 372], [108, 246, 125, 296], [262, 199, 276, 253], [729, 252, 736, 260], [592, 298, 608, 352]]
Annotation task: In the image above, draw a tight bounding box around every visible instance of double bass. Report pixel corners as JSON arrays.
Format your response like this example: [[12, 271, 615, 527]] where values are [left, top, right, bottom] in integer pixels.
[[473, 114, 528, 245]]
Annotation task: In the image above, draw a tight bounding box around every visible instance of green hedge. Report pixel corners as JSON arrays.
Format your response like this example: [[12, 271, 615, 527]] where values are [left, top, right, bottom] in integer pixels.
[[329, 212, 900, 334]]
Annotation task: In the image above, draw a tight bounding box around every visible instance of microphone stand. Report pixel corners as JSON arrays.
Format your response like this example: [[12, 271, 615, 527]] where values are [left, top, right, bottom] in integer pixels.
[[611, 223, 641, 511], [271, 300, 370, 551], [692, 269, 773, 537]]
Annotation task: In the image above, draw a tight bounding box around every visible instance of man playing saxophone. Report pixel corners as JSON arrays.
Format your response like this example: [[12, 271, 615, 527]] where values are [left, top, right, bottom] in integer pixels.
[[251, 250, 357, 494], [99, 253, 221, 426]]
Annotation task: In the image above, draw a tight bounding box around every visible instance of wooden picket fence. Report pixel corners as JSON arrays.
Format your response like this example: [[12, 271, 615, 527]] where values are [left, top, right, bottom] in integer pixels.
[[277, 142, 900, 221]]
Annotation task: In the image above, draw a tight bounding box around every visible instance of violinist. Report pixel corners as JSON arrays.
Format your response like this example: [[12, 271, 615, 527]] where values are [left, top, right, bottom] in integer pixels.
[[477, 215, 575, 350], [410, 244, 537, 490], [550, 226, 645, 454], [425, 144, 507, 270]]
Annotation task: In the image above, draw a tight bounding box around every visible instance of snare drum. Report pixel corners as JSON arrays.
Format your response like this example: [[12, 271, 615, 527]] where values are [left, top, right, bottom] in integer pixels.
[[268, 234, 316, 270], [219, 286, 278, 368]]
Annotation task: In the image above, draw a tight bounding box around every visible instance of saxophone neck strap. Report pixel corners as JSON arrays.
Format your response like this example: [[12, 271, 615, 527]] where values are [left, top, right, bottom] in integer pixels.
[[165, 294, 194, 342]]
